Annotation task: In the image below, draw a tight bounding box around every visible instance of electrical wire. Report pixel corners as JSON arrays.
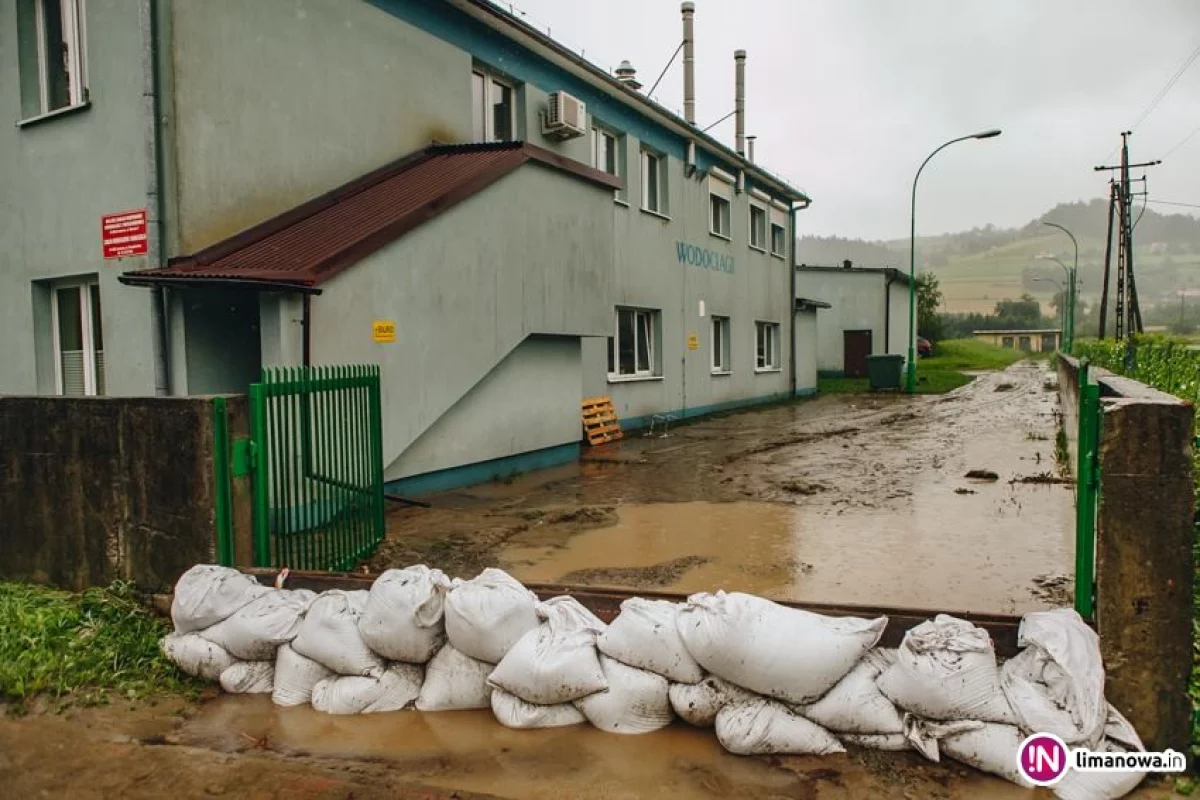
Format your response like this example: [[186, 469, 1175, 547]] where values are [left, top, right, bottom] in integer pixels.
[[1162, 123, 1200, 158], [1130, 42, 1200, 131], [1145, 198, 1200, 209]]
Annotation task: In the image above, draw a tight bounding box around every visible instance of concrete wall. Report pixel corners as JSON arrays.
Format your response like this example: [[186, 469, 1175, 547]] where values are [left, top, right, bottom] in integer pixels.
[[169, 0, 471, 253], [793, 310, 819, 394], [0, 395, 229, 591], [304, 164, 614, 480], [794, 269, 911, 374], [0, 0, 157, 396]]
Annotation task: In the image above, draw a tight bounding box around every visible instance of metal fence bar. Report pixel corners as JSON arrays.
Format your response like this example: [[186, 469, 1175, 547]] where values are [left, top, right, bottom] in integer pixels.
[[211, 396, 234, 566], [1074, 358, 1099, 620]]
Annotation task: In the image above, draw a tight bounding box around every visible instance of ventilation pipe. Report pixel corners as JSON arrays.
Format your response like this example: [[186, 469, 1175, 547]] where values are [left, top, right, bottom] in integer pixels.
[[747, 135, 756, 163], [682, 2, 695, 124], [735, 50, 746, 156], [615, 60, 642, 90]]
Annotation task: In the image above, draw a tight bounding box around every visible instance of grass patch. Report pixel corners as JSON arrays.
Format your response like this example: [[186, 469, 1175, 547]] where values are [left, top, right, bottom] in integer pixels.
[[0, 581, 202, 712], [818, 339, 1022, 396]]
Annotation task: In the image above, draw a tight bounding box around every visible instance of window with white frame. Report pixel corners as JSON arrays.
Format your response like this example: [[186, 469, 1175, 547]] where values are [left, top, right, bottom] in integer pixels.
[[710, 194, 731, 238], [608, 307, 659, 378], [16, 0, 89, 121], [592, 127, 618, 176], [755, 321, 780, 371], [711, 316, 731, 373], [471, 69, 515, 142], [52, 280, 104, 396], [749, 204, 768, 250], [641, 150, 666, 214], [770, 222, 787, 256]]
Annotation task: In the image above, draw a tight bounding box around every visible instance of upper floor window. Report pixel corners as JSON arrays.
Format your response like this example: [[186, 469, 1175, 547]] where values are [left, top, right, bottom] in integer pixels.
[[592, 127, 618, 176], [641, 150, 667, 215], [710, 194, 731, 238], [770, 222, 786, 257], [471, 69, 514, 142], [749, 204, 767, 251], [17, 0, 88, 121]]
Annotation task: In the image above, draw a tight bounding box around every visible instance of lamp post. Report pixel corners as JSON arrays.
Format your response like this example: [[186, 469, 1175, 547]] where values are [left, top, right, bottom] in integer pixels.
[[1032, 277, 1066, 344], [1042, 221, 1079, 352], [906, 129, 1002, 393], [1036, 252, 1075, 351]]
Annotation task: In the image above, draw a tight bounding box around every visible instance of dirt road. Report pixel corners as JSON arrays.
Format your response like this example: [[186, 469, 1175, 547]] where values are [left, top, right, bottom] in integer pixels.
[[373, 361, 1074, 614]]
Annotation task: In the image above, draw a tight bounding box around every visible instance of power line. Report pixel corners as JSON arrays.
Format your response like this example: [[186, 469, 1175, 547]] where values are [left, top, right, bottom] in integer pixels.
[[1163, 123, 1200, 157], [1145, 198, 1200, 209], [1130, 42, 1200, 131]]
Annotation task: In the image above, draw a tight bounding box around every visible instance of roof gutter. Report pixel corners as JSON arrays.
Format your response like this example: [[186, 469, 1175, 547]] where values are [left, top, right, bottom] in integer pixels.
[[118, 274, 324, 294], [450, 0, 810, 204]]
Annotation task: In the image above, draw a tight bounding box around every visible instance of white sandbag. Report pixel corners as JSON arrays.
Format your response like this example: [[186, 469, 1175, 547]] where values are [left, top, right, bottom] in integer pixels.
[[491, 687, 587, 729], [415, 643, 493, 711], [877, 614, 1015, 724], [444, 568, 540, 664], [311, 663, 424, 715], [219, 661, 275, 694], [291, 590, 385, 677], [272, 643, 333, 707], [597, 598, 703, 683], [171, 565, 270, 634], [939, 723, 1035, 788], [669, 676, 759, 727], [1000, 608, 1107, 747], [160, 632, 237, 681], [794, 654, 903, 734], [715, 699, 845, 756], [487, 596, 608, 705], [676, 591, 886, 704], [841, 733, 911, 751], [199, 590, 311, 660], [358, 566, 453, 664], [1053, 705, 1146, 800], [902, 714, 983, 762], [574, 654, 672, 734]]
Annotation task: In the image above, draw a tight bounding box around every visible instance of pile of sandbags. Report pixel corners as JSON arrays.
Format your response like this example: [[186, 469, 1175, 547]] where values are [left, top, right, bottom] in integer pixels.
[[160, 565, 1148, 799]]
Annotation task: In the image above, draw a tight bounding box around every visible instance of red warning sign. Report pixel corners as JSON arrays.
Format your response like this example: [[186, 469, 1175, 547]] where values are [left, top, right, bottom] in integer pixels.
[[102, 209, 148, 259]]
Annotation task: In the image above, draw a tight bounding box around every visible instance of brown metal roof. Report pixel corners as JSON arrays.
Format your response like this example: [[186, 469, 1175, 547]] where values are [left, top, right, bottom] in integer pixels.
[[119, 142, 622, 292]]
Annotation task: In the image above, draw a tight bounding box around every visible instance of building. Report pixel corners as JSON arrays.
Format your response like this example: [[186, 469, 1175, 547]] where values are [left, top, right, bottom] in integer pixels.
[[1, 0, 813, 494], [973, 329, 1060, 353], [793, 262, 913, 377]]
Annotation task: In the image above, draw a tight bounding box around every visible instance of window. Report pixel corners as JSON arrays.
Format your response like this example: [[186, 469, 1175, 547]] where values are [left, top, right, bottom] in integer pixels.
[[755, 321, 780, 371], [749, 204, 767, 250], [608, 307, 658, 378], [770, 223, 786, 257], [641, 150, 666, 214], [711, 316, 731, 373], [52, 280, 104, 395], [1002, 336, 1014, 348], [1018, 336, 1032, 352], [592, 127, 618, 176], [709, 194, 731, 239], [17, 0, 88, 120], [471, 70, 514, 142]]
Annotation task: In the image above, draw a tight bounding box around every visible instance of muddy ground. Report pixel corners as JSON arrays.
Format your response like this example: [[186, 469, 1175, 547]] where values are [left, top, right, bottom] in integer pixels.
[[373, 361, 1075, 615]]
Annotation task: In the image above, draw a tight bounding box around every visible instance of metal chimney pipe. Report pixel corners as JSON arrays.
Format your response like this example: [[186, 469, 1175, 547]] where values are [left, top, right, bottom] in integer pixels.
[[747, 135, 756, 162], [682, 2, 695, 124], [735, 49, 746, 155]]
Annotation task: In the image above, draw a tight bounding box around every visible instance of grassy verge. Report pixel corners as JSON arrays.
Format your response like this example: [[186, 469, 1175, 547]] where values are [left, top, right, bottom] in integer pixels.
[[818, 339, 1026, 396], [0, 581, 202, 712]]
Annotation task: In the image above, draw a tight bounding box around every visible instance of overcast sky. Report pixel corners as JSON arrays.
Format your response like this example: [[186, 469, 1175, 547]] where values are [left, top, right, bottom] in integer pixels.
[[498, 0, 1200, 240]]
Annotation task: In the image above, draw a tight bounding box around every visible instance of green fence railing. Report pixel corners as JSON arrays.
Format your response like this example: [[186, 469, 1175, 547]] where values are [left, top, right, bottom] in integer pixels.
[[1074, 359, 1102, 620], [248, 365, 385, 572]]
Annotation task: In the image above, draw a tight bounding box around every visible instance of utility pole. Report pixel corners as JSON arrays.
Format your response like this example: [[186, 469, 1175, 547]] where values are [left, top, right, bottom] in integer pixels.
[[1098, 182, 1117, 338], [1094, 132, 1160, 341]]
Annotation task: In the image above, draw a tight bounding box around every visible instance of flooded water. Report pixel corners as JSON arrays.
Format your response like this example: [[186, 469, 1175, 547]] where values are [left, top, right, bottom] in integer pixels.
[[176, 694, 1039, 799]]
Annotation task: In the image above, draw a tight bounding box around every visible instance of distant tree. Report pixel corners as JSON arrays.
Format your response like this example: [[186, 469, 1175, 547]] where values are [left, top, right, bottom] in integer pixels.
[[916, 271, 945, 341], [992, 294, 1044, 329]]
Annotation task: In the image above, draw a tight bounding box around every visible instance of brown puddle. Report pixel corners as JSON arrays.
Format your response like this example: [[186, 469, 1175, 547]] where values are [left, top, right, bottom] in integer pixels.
[[176, 694, 1039, 799]]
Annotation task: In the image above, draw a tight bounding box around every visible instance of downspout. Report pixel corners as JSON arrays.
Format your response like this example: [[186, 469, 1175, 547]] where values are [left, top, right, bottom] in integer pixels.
[[789, 197, 811, 396], [141, 0, 170, 395], [302, 294, 312, 366], [884, 272, 893, 353]]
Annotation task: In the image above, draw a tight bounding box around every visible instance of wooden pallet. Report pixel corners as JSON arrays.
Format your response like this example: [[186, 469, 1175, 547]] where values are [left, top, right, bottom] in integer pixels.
[[581, 396, 623, 446]]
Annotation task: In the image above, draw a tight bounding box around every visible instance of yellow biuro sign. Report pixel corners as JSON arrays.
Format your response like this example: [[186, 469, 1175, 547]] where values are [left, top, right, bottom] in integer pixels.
[[687, 332, 700, 350], [373, 320, 396, 343]]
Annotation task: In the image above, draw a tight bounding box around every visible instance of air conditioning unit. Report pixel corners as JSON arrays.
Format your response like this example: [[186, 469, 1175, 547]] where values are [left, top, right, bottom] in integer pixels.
[[543, 91, 587, 139]]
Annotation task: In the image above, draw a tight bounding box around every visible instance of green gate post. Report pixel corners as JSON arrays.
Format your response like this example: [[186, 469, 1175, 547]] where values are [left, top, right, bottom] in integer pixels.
[[1074, 359, 1100, 620], [248, 381, 271, 567], [211, 397, 234, 567]]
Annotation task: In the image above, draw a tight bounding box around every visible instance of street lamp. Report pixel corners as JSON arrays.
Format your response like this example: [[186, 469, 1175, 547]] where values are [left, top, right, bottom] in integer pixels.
[[907, 129, 1002, 394], [1032, 277, 1066, 343], [1036, 252, 1076, 351], [1042, 221, 1079, 351]]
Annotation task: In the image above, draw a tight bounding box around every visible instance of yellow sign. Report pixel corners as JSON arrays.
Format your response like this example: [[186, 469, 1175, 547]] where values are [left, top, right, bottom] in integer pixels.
[[373, 320, 396, 343], [687, 332, 699, 351]]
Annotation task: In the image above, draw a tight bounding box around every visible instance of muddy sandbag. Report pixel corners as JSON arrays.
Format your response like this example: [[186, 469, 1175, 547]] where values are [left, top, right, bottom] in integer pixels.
[[219, 661, 275, 694], [487, 596, 608, 705], [160, 632, 237, 681], [444, 568, 540, 664], [669, 676, 759, 727], [291, 590, 385, 677], [311, 663, 424, 715], [574, 654, 672, 734], [794, 649, 903, 734], [1053, 705, 1146, 800], [715, 699, 845, 756], [841, 732, 911, 751], [171, 565, 270, 634], [676, 591, 885, 705], [490, 687, 587, 729], [415, 643, 493, 711], [358, 566, 453, 664], [199, 589, 311, 661], [903, 715, 1032, 787], [272, 643, 333, 707], [999, 608, 1107, 747], [597, 598, 704, 684], [877, 614, 1015, 724]]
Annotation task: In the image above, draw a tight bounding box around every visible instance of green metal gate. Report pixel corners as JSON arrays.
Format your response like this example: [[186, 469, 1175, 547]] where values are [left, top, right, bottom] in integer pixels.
[[248, 365, 385, 571], [1074, 359, 1103, 620]]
